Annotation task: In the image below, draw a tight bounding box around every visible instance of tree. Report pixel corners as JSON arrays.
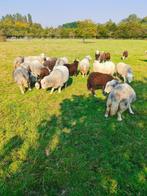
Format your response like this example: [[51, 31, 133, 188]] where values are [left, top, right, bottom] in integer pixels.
[[27, 14, 32, 24]]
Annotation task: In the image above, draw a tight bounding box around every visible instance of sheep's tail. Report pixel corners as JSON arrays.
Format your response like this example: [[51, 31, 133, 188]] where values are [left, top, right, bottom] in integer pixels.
[[109, 99, 120, 116]]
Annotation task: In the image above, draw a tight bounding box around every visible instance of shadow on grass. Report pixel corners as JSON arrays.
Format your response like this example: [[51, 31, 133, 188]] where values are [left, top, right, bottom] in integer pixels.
[[0, 80, 147, 195], [139, 59, 147, 62]]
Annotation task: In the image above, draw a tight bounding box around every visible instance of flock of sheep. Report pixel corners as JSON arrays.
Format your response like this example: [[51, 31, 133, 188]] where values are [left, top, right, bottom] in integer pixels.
[[13, 50, 136, 121]]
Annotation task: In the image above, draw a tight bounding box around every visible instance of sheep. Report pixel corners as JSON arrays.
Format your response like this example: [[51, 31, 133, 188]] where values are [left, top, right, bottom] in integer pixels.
[[13, 54, 46, 69], [55, 57, 68, 66], [64, 59, 79, 76], [13, 56, 24, 68], [104, 80, 136, 121], [53, 65, 69, 87], [116, 62, 133, 83], [95, 50, 100, 60], [13, 66, 31, 94], [93, 61, 116, 76], [99, 52, 111, 62], [87, 72, 114, 96], [79, 56, 92, 77], [24, 53, 46, 64], [121, 50, 128, 60], [41, 67, 69, 94], [43, 57, 57, 71]]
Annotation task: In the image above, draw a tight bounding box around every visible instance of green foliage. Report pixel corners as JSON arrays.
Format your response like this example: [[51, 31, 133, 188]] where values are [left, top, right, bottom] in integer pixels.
[[0, 13, 147, 39], [0, 39, 147, 195]]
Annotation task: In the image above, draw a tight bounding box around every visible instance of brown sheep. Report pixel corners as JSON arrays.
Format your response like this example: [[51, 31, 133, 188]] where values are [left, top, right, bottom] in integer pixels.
[[64, 60, 79, 76], [121, 51, 128, 60], [87, 72, 114, 96], [43, 57, 57, 71]]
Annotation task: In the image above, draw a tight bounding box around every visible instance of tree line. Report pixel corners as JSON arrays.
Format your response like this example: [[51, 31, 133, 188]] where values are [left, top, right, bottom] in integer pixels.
[[0, 13, 147, 40]]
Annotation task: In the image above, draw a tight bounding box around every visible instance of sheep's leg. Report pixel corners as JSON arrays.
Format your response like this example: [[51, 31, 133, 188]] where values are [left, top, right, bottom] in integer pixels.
[[117, 111, 123, 121], [50, 87, 55, 94], [128, 104, 134, 114], [105, 106, 110, 118], [28, 82, 32, 91], [58, 87, 62, 93], [123, 76, 126, 83], [65, 83, 67, 88], [19, 85, 24, 94], [91, 89, 96, 97]]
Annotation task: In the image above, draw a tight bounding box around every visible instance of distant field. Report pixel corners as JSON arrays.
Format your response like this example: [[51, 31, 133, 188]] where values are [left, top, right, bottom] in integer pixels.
[[0, 39, 147, 195]]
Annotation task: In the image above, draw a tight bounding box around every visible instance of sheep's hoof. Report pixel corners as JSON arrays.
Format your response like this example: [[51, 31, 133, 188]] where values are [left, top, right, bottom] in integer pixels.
[[130, 111, 134, 115], [105, 114, 108, 118], [117, 117, 122, 121]]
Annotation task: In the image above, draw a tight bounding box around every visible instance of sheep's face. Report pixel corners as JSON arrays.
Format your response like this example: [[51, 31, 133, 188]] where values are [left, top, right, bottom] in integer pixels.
[[104, 80, 119, 94], [127, 71, 133, 83], [41, 78, 53, 89]]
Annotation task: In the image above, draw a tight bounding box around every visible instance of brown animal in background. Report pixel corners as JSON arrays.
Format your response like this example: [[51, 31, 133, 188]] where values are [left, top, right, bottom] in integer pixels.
[[87, 72, 113, 96], [64, 60, 79, 76], [43, 57, 57, 71], [105, 52, 111, 61], [121, 51, 128, 60]]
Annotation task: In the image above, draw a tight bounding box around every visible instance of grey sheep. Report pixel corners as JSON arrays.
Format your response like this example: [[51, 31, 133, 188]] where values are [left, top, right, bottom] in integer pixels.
[[116, 62, 133, 83], [13, 66, 31, 94], [104, 80, 136, 121], [41, 66, 69, 94], [79, 55, 92, 77]]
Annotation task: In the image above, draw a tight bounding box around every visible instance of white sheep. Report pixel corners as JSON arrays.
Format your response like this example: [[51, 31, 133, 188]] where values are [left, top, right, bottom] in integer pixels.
[[79, 55, 92, 77], [24, 53, 46, 64], [104, 80, 136, 121], [53, 65, 69, 87], [55, 57, 68, 66], [116, 62, 133, 83], [13, 66, 31, 94], [41, 66, 69, 94], [93, 61, 116, 76]]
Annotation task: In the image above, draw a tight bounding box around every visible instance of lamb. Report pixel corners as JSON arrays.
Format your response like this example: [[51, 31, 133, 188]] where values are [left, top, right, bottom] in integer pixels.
[[79, 56, 92, 77], [41, 66, 69, 94], [13, 66, 31, 94], [104, 80, 136, 121], [116, 62, 133, 83], [87, 72, 114, 96], [24, 53, 46, 64], [121, 50, 128, 60], [93, 61, 116, 76], [95, 50, 100, 60], [64, 59, 79, 76], [55, 57, 68, 66], [99, 52, 111, 62], [43, 57, 57, 71]]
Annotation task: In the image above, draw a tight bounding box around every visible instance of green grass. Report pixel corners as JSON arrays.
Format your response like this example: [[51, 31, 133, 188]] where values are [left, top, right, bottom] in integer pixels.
[[0, 39, 147, 195]]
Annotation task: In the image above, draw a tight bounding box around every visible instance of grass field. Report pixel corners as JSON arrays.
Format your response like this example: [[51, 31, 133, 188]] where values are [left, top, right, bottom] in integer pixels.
[[0, 39, 147, 195]]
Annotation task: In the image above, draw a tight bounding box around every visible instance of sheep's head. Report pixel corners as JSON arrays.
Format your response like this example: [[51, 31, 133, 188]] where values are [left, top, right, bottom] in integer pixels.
[[95, 50, 100, 55], [41, 76, 53, 89], [127, 69, 133, 83], [85, 55, 92, 61], [104, 80, 120, 94]]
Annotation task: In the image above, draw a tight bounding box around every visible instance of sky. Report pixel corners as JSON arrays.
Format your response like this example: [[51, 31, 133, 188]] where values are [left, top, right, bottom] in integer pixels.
[[0, 0, 147, 27]]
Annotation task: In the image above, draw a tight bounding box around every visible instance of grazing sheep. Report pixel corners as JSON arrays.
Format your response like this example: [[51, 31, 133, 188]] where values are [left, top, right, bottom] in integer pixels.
[[43, 57, 57, 71], [79, 56, 92, 77], [55, 57, 68, 66], [87, 72, 114, 96], [121, 50, 128, 60], [95, 50, 100, 60], [93, 61, 116, 76], [24, 53, 46, 64], [13, 56, 24, 68], [116, 62, 133, 83], [104, 80, 136, 121], [13, 66, 31, 94], [41, 67, 69, 94], [53, 65, 69, 86], [64, 59, 79, 76]]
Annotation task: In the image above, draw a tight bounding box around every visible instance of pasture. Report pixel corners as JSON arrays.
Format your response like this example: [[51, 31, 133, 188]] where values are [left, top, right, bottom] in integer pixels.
[[0, 39, 147, 195]]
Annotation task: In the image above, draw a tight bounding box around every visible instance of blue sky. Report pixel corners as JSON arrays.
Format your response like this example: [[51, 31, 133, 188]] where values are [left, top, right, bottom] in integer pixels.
[[0, 0, 147, 27]]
